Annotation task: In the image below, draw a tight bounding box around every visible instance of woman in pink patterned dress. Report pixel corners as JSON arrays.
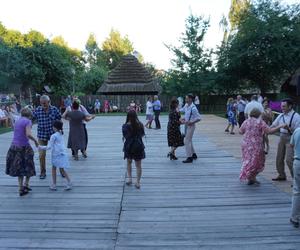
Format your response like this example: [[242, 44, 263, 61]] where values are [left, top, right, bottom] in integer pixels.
[[239, 108, 285, 185]]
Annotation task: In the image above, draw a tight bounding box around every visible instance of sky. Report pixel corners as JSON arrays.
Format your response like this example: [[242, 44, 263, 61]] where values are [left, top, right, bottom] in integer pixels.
[[0, 0, 298, 70]]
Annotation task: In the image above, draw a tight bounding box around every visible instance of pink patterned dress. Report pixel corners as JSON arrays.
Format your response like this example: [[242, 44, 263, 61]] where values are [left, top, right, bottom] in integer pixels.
[[240, 117, 270, 181]]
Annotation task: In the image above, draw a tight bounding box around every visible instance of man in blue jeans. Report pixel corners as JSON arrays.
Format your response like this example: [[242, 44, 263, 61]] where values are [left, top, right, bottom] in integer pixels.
[[153, 95, 161, 129]]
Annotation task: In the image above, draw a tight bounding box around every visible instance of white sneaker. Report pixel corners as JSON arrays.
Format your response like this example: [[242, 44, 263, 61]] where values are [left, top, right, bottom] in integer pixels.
[[64, 183, 72, 191], [49, 184, 57, 191]]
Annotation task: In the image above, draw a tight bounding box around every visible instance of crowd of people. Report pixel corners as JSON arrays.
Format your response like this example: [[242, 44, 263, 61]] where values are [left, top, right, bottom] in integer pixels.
[[0, 100, 22, 128], [3, 92, 300, 228]]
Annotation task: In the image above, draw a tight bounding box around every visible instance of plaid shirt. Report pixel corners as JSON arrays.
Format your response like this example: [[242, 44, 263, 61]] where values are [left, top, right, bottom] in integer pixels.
[[33, 105, 61, 141]]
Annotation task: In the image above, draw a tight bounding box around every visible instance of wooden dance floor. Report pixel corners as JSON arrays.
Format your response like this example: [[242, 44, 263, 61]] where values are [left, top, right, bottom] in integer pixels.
[[0, 115, 299, 249]]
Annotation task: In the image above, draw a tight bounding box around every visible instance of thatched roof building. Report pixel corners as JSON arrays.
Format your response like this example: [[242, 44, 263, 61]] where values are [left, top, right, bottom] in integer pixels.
[[281, 68, 300, 96], [98, 54, 161, 95]]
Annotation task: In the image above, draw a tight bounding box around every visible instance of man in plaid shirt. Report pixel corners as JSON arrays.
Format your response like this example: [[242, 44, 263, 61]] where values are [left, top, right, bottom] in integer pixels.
[[33, 95, 61, 179]]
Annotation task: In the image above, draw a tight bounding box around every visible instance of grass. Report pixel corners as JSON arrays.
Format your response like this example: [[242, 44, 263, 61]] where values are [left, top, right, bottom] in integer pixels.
[[95, 112, 170, 116], [0, 127, 12, 135]]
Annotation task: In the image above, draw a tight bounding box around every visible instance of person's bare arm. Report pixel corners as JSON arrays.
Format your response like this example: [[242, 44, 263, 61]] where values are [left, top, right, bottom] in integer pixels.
[[84, 115, 96, 122], [25, 125, 39, 147]]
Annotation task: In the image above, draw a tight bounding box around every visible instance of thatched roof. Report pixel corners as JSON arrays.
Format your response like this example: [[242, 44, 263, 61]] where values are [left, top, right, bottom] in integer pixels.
[[281, 68, 299, 95], [98, 54, 161, 95]]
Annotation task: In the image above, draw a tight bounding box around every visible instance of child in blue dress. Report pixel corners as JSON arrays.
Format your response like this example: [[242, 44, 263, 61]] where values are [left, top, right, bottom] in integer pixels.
[[39, 120, 72, 191], [225, 97, 237, 134]]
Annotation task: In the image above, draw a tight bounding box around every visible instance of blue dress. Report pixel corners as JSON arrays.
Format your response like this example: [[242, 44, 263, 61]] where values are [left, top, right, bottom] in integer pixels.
[[227, 104, 237, 126], [122, 123, 145, 160]]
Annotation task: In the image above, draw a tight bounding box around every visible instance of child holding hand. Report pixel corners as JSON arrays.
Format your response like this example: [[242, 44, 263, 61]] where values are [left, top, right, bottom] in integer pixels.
[[39, 120, 72, 191]]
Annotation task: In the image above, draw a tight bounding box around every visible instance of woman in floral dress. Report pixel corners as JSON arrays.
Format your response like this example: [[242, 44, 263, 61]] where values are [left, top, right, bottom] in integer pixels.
[[167, 98, 184, 160], [239, 108, 284, 185]]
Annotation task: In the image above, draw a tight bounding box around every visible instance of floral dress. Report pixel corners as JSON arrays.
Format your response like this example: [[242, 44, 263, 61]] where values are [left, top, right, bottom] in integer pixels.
[[239, 117, 270, 181], [167, 109, 184, 147]]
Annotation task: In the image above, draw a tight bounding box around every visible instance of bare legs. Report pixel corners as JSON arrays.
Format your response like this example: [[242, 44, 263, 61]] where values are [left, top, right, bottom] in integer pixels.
[[225, 124, 235, 134], [18, 176, 31, 196], [263, 134, 270, 154], [126, 159, 142, 188], [145, 119, 153, 129], [51, 167, 72, 190]]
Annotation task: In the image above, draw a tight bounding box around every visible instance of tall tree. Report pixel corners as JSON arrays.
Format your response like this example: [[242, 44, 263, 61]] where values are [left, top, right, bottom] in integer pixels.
[[102, 29, 134, 69], [216, 0, 300, 94], [165, 14, 213, 95], [229, 0, 250, 29]]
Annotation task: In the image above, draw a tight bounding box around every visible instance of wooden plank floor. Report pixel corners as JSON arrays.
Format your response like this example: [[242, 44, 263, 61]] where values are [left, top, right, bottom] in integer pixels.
[[0, 115, 299, 250]]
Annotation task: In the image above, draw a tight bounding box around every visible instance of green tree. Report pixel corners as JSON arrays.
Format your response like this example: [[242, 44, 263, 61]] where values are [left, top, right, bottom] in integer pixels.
[[216, 0, 300, 94], [165, 14, 213, 95], [229, 0, 250, 29], [102, 29, 134, 69]]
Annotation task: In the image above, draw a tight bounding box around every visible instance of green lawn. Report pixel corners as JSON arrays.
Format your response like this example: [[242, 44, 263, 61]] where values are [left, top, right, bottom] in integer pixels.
[[0, 127, 12, 135]]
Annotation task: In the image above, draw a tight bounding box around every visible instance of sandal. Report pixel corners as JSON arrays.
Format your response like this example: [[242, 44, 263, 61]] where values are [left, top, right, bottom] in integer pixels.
[[135, 183, 141, 189]]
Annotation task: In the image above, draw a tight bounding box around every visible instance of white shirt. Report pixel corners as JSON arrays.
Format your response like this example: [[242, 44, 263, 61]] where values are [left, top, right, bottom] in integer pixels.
[[244, 101, 264, 117], [181, 103, 201, 123], [177, 97, 183, 108], [146, 101, 153, 115], [0, 109, 6, 118], [94, 101, 101, 109], [272, 110, 300, 134], [236, 100, 246, 113], [39, 132, 67, 157]]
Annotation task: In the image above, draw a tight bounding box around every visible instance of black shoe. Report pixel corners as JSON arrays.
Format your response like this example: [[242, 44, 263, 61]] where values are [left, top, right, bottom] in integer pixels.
[[272, 176, 287, 181], [39, 174, 46, 180], [192, 153, 198, 159], [19, 189, 29, 196], [183, 157, 193, 163], [24, 186, 32, 192], [170, 153, 178, 160], [290, 218, 299, 228]]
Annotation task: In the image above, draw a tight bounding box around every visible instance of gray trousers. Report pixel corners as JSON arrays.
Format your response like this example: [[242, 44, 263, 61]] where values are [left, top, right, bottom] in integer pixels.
[[184, 124, 196, 158], [276, 134, 294, 178], [291, 160, 300, 221]]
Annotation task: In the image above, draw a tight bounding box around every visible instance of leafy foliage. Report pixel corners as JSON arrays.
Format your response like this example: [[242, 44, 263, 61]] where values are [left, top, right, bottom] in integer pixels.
[[216, 0, 300, 94], [164, 14, 214, 96]]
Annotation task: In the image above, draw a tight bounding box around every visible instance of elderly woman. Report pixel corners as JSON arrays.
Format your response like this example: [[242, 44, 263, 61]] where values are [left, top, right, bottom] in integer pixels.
[[63, 101, 94, 160], [239, 108, 285, 185], [6, 107, 39, 196]]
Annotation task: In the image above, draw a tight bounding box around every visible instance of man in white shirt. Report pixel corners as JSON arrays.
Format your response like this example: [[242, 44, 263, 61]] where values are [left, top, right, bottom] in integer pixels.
[[244, 95, 264, 118], [257, 93, 264, 104], [271, 99, 300, 181], [181, 94, 201, 163]]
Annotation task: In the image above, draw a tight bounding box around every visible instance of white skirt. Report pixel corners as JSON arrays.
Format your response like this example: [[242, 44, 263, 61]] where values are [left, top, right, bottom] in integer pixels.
[[52, 154, 70, 169]]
